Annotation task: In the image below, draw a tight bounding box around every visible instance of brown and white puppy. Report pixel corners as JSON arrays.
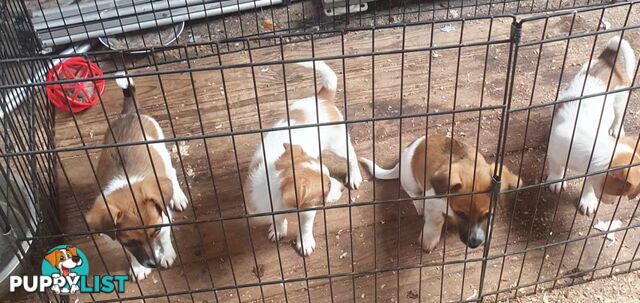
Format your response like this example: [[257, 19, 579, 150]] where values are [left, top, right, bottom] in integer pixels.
[[85, 74, 188, 280], [245, 61, 361, 256], [546, 36, 639, 215], [361, 135, 520, 252]]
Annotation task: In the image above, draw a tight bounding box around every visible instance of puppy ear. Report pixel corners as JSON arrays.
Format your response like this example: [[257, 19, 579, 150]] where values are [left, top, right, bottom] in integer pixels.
[[430, 164, 463, 195], [67, 247, 78, 257], [500, 166, 522, 191], [626, 166, 640, 199], [85, 198, 121, 240], [281, 175, 312, 208], [44, 251, 60, 267], [280, 176, 300, 208], [283, 143, 304, 157], [140, 177, 173, 211], [628, 184, 640, 199], [281, 173, 326, 208], [608, 166, 640, 199]]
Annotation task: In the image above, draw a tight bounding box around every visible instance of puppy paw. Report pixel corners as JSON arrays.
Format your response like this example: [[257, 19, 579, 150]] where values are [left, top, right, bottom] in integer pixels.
[[170, 189, 189, 212], [130, 265, 152, 281], [347, 169, 363, 190], [578, 196, 598, 216], [296, 233, 316, 256], [548, 180, 567, 194], [419, 231, 441, 253], [159, 247, 177, 268], [609, 127, 625, 138], [268, 222, 288, 242]]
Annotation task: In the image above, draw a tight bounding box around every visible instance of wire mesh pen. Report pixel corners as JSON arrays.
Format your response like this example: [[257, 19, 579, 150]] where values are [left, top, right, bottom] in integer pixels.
[[3, 0, 640, 302]]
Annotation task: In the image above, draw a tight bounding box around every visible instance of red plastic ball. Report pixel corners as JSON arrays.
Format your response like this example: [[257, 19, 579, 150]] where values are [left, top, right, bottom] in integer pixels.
[[46, 57, 105, 113]]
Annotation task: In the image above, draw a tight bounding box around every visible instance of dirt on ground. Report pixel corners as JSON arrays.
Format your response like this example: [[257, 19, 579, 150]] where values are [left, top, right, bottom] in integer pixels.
[[511, 270, 640, 302]]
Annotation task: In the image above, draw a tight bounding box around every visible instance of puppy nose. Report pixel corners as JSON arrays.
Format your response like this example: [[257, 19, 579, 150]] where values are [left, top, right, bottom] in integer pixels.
[[467, 237, 484, 249], [72, 256, 81, 263]]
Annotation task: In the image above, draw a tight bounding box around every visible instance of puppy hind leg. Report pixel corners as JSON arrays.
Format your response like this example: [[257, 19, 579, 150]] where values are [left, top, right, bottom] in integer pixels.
[[325, 127, 362, 189], [408, 190, 425, 217], [268, 214, 288, 242], [609, 92, 628, 137], [546, 151, 568, 194], [345, 135, 363, 189]]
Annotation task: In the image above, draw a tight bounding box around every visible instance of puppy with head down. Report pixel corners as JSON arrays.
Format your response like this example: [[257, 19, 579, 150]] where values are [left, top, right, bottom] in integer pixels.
[[361, 135, 521, 252], [85, 74, 189, 280], [546, 36, 640, 215]]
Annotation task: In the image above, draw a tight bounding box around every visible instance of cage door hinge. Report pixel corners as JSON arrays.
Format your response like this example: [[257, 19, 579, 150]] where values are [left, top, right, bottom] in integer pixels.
[[510, 22, 522, 45]]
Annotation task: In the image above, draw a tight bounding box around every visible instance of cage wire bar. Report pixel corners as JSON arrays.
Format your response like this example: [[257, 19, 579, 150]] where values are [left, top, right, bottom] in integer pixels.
[[3, 1, 640, 302], [22, 0, 613, 72], [489, 5, 640, 300], [1, 0, 60, 302], [26, 0, 612, 49]]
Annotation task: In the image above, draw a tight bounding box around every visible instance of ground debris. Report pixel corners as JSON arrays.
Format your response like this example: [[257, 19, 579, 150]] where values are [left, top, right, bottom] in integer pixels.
[[252, 264, 265, 279], [407, 290, 419, 299], [593, 219, 623, 242]]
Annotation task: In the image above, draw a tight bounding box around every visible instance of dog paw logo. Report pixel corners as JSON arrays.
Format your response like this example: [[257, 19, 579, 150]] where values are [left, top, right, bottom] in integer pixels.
[[41, 245, 89, 294]]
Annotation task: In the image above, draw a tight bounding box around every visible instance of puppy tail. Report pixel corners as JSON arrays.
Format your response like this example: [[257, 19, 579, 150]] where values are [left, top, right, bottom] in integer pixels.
[[114, 71, 136, 114], [296, 60, 337, 102], [359, 157, 400, 180], [602, 36, 636, 82]]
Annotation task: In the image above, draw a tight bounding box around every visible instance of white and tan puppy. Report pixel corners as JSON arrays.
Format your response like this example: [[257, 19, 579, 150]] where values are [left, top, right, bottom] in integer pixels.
[[245, 61, 362, 256], [361, 135, 520, 252], [85, 74, 189, 280], [546, 36, 640, 215]]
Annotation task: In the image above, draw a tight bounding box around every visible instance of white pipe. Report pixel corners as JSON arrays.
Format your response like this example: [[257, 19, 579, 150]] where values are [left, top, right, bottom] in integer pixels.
[[1, 43, 92, 120], [33, 0, 220, 31], [32, 0, 152, 18]]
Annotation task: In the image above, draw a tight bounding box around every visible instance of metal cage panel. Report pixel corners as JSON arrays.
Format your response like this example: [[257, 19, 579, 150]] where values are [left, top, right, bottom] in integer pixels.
[[2, 1, 640, 303]]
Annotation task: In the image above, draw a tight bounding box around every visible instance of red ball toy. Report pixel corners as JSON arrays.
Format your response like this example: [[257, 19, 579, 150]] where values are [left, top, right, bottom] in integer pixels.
[[46, 57, 105, 113]]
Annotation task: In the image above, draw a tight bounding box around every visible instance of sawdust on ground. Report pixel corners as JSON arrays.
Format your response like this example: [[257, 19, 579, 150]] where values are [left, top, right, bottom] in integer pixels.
[[512, 271, 640, 303]]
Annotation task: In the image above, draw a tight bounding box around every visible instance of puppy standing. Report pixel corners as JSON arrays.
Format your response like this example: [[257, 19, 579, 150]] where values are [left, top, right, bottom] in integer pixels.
[[85, 74, 189, 280], [361, 135, 520, 252], [245, 61, 362, 256], [546, 36, 640, 215]]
